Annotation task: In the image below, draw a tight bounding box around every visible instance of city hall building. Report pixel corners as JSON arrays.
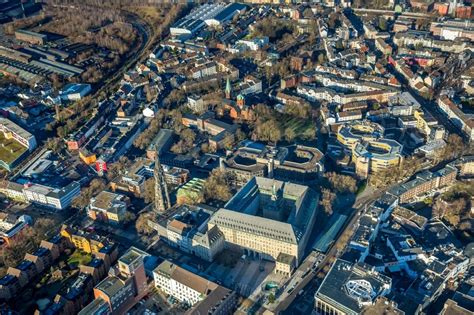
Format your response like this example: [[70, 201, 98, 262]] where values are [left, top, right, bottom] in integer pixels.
[[208, 177, 319, 274]]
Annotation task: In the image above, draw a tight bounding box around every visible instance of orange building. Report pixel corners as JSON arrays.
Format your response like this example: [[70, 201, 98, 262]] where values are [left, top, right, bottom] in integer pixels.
[[435, 3, 449, 15], [456, 6, 471, 19], [79, 149, 96, 165]]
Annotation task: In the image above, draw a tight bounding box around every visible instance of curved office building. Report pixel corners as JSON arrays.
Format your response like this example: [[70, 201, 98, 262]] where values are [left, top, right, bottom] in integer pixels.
[[337, 122, 403, 178]]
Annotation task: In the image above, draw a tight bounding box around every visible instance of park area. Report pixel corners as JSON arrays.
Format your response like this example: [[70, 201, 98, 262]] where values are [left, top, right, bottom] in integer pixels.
[[280, 116, 316, 141]]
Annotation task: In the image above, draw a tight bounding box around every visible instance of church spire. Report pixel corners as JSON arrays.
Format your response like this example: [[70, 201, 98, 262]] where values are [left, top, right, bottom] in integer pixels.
[[225, 76, 231, 99], [154, 153, 171, 212]]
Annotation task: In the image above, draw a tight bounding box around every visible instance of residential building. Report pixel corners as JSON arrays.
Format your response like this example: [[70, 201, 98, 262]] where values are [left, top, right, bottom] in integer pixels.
[[149, 205, 224, 262], [80, 247, 148, 315], [187, 95, 207, 113], [162, 165, 190, 186], [88, 191, 130, 225], [0, 275, 21, 300], [388, 164, 457, 203], [60, 225, 107, 254], [458, 155, 474, 176], [0, 213, 31, 245], [0, 181, 27, 202], [48, 273, 94, 314], [430, 19, 474, 41], [297, 85, 398, 106], [437, 96, 474, 141], [110, 159, 153, 196]]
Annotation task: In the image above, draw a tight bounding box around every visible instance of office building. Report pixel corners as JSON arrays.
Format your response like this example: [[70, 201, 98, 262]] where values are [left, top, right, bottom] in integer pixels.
[[314, 259, 392, 315], [337, 122, 403, 178], [22, 181, 81, 210], [220, 142, 324, 186]]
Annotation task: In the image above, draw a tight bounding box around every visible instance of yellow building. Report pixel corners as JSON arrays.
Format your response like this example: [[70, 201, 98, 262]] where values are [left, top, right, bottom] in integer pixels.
[[353, 140, 403, 179], [336, 122, 382, 150], [60, 225, 105, 254]]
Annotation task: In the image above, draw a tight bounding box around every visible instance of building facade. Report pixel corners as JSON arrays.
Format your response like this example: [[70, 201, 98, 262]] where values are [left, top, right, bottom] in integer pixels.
[[154, 260, 237, 313]]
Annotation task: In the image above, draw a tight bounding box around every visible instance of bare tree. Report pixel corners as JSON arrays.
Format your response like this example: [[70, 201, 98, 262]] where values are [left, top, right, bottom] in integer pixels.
[[320, 189, 336, 215]]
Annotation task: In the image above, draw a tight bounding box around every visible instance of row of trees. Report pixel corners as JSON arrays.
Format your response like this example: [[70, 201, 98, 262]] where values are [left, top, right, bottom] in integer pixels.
[[106, 156, 131, 181], [2, 12, 47, 35], [320, 188, 336, 215], [432, 182, 473, 233], [40, 6, 125, 39], [284, 101, 312, 119], [326, 172, 358, 194], [252, 17, 295, 42], [433, 134, 466, 163], [133, 110, 166, 150], [44, 0, 188, 44], [319, 172, 358, 215], [370, 156, 423, 188], [370, 134, 466, 188], [171, 128, 196, 155]]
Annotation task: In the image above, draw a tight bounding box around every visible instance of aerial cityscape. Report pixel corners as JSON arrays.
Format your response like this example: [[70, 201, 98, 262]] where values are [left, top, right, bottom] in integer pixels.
[[0, 0, 472, 314]]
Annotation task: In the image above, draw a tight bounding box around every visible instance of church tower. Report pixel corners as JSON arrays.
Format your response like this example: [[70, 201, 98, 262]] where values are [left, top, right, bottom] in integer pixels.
[[154, 153, 171, 212], [236, 93, 245, 108]]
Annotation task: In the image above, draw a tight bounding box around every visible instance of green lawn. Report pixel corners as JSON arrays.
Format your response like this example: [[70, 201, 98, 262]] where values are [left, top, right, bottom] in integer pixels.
[[67, 250, 92, 266], [280, 116, 316, 140], [0, 132, 28, 164]]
